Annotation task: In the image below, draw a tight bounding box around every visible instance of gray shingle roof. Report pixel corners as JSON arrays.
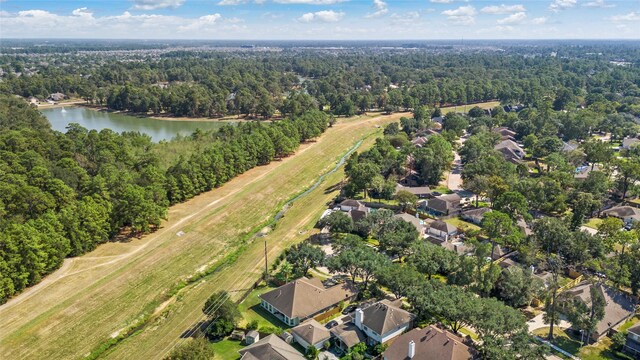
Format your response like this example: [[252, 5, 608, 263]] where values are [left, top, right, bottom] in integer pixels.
[[291, 319, 331, 346], [361, 299, 414, 336], [239, 334, 306, 360], [382, 326, 475, 360], [260, 277, 357, 319]]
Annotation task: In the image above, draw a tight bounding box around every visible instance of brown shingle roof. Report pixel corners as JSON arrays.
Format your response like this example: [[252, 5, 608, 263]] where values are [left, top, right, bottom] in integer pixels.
[[429, 220, 457, 234], [394, 213, 424, 233], [427, 194, 460, 214], [567, 282, 637, 337], [291, 319, 331, 346], [260, 277, 357, 319], [239, 334, 305, 360], [361, 300, 414, 336], [602, 206, 640, 220], [382, 326, 475, 360], [331, 322, 367, 348]]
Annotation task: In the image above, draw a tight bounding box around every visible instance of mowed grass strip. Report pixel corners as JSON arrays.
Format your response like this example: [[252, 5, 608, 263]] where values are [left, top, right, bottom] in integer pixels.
[[0, 112, 405, 360], [105, 121, 390, 360]]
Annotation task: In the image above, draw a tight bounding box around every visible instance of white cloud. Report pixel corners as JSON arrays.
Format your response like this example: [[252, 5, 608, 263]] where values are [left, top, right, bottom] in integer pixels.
[[365, 0, 388, 18], [442, 5, 476, 25], [275, 0, 348, 4], [389, 11, 420, 25], [131, 0, 184, 10], [583, 0, 614, 8], [218, 0, 248, 4], [430, 0, 455, 3], [549, 0, 576, 12], [497, 12, 526, 24], [298, 10, 345, 22], [178, 14, 222, 31], [481, 4, 526, 14], [530, 17, 548, 25], [609, 11, 640, 22], [0, 9, 241, 38]]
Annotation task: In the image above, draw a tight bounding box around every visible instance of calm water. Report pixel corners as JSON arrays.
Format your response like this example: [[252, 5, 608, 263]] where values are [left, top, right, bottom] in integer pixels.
[[40, 107, 233, 142]]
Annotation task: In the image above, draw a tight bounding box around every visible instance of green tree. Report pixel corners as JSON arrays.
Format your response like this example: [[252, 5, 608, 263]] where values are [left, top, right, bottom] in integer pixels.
[[285, 243, 325, 277], [202, 291, 240, 339], [394, 190, 418, 211], [164, 338, 215, 360], [482, 211, 522, 260]]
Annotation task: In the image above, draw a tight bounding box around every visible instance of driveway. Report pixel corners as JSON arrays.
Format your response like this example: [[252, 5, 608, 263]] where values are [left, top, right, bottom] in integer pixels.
[[527, 314, 571, 333], [440, 135, 466, 191]]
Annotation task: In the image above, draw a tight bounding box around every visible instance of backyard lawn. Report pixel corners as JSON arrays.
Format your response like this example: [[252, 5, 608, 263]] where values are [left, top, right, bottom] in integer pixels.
[[237, 284, 284, 330], [532, 327, 633, 360], [211, 339, 243, 360], [584, 217, 603, 229], [444, 217, 481, 232]]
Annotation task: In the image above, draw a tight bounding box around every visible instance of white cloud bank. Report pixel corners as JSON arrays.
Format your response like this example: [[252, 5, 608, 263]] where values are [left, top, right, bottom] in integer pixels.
[[442, 5, 476, 25], [298, 10, 345, 22]]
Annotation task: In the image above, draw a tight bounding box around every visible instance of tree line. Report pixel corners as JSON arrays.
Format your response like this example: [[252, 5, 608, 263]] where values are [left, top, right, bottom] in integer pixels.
[[0, 95, 328, 303]]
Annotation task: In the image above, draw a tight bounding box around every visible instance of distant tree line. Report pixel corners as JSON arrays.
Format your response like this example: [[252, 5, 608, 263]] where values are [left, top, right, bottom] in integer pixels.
[[3, 50, 640, 118]]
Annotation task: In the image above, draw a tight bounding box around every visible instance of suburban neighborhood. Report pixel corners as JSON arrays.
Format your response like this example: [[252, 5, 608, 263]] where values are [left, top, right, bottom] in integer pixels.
[[199, 108, 640, 360]]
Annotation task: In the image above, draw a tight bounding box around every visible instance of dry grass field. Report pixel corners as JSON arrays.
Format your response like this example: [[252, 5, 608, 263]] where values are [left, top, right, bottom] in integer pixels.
[[0, 112, 407, 360], [441, 100, 501, 115]]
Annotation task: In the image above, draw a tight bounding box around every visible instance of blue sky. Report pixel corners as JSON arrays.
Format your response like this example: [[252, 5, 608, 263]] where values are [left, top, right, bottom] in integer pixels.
[[1, 0, 639, 39]]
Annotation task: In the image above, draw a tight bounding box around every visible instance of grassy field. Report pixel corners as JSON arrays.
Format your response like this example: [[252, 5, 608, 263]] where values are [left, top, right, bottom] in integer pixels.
[[440, 101, 501, 115], [0, 112, 406, 360]]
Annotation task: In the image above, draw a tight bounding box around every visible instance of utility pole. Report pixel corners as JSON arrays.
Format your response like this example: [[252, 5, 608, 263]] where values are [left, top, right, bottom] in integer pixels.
[[264, 239, 268, 282]]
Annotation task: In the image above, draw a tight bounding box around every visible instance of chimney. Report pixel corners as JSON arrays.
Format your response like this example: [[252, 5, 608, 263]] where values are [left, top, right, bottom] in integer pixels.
[[355, 308, 364, 329], [408, 340, 416, 359]]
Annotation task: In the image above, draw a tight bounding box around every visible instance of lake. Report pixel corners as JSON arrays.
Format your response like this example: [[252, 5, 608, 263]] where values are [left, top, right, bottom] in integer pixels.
[[40, 107, 233, 142]]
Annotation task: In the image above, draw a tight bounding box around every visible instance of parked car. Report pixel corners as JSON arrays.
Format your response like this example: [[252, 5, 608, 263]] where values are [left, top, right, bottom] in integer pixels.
[[342, 304, 357, 315], [325, 320, 338, 329]]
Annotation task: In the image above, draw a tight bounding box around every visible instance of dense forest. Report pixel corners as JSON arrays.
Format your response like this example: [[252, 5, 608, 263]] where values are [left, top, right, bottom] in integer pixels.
[[2, 43, 640, 118], [0, 95, 328, 303]]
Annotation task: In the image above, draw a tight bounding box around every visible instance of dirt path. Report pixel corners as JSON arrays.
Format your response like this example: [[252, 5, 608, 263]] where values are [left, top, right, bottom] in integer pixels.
[[0, 112, 406, 360]]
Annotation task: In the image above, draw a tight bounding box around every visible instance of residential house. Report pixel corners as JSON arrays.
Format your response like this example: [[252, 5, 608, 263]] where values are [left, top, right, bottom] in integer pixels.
[[354, 299, 415, 345], [394, 213, 425, 237], [561, 141, 580, 153], [624, 324, 640, 359], [291, 319, 331, 350], [396, 184, 431, 199], [494, 140, 525, 164], [460, 208, 491, 225], [602, 206, 640, 225], [48, 92, 66, 102], [427, 220, 458, 241], [238, 334, 305, 360], [492, 127, 517, 140], [399, 171, 420, 187], [412, 136, 428, 148], [432, 116, 444, 124], [424, 194, 461, 216], [339, 199, 366, 212], [437, 239, 473, 256], [623, 137, 640, 150], [574, 164, 601, 181], [331, 322, 367, 351], [382, 325, 476, 360], [260, 277, 358, 327], [339, 199, 370, 223], [565, 282, 637, 342]]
